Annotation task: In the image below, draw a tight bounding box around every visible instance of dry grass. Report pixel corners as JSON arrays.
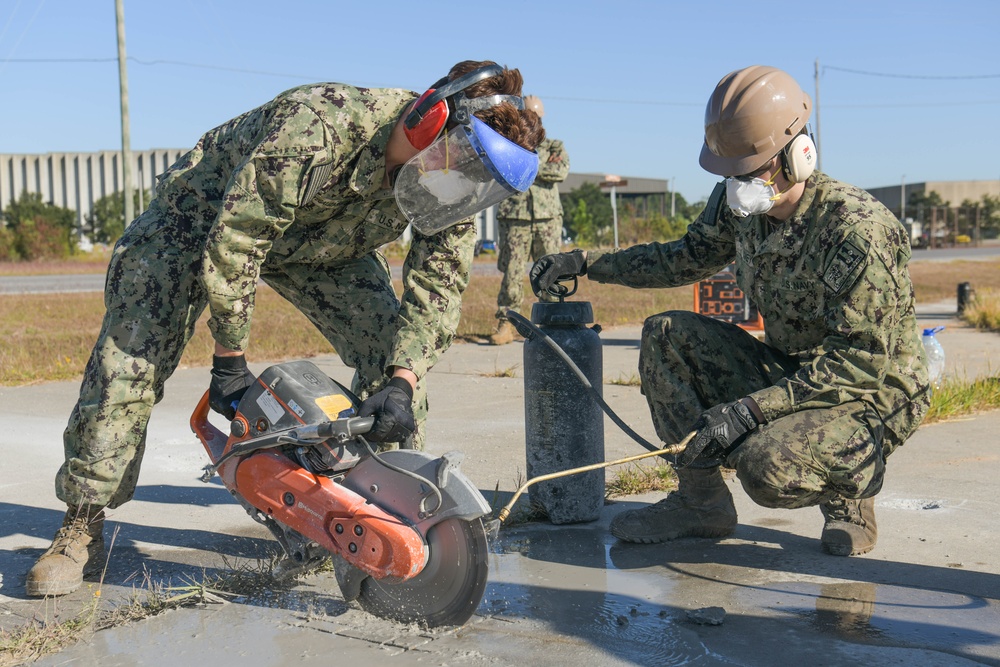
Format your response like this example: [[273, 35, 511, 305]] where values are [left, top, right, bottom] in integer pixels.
[[1, 257, 999, 386], [479, 361, 521, 378], [0, 269, 692, 386], [961, 288, 1000, 332], [605, 462, 677, 499], [608, 373, 642, 387], [0, 251, 112, 276], [924, 375, 1000, 424], [0, 550, 288, 666], [908, 260, 1000, 303], [0, 286, 334, 385]]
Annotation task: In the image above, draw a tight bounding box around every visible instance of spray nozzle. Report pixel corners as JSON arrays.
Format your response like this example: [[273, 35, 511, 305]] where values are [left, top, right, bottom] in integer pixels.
[[922, 326, 946, 337]]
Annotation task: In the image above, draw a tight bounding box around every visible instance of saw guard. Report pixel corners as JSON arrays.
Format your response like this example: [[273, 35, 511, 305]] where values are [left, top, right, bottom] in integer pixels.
[[190, 391, 428, 581]]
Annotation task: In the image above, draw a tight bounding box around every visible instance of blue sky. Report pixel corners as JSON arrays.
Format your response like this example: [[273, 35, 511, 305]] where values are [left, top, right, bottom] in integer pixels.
[[1, 0, 998, 203]]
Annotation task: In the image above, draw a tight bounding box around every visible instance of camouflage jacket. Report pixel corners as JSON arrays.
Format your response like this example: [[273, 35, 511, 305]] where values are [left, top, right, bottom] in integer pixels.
[[497, 137, 569, 220], [587, 172, 929, 446], [152, 83, 475, 379]]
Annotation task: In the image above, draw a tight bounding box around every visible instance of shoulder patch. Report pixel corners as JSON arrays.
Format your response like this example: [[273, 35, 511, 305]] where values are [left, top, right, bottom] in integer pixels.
[[823, 234, 869, 293]]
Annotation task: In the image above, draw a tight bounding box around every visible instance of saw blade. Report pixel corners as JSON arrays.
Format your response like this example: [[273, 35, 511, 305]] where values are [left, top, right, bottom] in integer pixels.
[[345, 517, 489, 627]]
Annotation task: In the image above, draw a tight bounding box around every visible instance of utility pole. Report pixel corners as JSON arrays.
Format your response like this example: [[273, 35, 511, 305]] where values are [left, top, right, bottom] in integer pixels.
[[115, 0, 134, 227], [814, 58, 822, 172], [670, 176, 676, 218], [600, 175, 627, 249], [900, 175, 906, 221]]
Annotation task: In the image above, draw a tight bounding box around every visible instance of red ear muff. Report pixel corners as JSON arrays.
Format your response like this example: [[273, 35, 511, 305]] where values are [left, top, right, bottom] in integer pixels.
[[403, 88, 449, 150]]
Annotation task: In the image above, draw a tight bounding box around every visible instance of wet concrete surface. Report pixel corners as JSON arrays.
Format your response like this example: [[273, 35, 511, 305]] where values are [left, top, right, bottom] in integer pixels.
[[17, 506, 1000, 667], [2, 299, 999, 666]]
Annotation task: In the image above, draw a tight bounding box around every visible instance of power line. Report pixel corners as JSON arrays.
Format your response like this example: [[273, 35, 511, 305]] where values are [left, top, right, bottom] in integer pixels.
[[1, 55, 329, 81], [5, 57, 999, 109], [544, 95, 701, 107], [3, 56, 114, 62], [828, 99, 1000, 108], [824, 65, 1000, 80]]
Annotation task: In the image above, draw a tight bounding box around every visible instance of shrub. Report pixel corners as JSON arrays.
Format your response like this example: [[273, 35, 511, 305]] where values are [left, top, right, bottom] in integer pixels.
[[1, 191, 78, 259], [13, 218, 76, 260], [0, 226, 18, 261]]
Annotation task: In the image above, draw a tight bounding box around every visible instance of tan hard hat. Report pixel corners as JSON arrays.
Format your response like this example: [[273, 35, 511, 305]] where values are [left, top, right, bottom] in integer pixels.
[[524, 95, 544, 117], [699, 65, 812, 177]]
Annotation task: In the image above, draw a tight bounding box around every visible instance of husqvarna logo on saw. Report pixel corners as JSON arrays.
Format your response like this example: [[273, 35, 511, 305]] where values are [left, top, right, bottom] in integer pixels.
[[297, 501, 323, 520]]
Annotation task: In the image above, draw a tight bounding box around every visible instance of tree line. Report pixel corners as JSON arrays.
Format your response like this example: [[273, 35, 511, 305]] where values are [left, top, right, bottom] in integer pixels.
[[1, 185, 997, 262]]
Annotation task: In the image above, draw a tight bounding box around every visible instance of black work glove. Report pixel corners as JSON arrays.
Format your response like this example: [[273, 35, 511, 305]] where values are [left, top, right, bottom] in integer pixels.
[[358, 377, 416, 444], [529, 250, 588, 298], [209, 355, 257, 420], [677, 398, 763, 468]]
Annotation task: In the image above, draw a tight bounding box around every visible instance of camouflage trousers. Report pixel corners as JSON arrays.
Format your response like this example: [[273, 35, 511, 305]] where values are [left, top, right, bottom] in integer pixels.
[[638, 311, 889, 510], [494, 216, 562, 320], [56, 210, 425, 510]]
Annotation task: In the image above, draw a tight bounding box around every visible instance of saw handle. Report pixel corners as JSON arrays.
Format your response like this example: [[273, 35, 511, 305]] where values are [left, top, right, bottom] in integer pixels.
[[303, 417, 375, 441]]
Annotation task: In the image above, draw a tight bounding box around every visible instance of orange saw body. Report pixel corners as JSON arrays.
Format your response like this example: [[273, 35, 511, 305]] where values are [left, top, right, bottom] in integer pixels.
[[190, 360, 490, 626]]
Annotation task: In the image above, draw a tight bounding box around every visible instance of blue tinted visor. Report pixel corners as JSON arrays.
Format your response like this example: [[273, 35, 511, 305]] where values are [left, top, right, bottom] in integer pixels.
[[466, 116, 538, 192], [394, 117, 539, 235]]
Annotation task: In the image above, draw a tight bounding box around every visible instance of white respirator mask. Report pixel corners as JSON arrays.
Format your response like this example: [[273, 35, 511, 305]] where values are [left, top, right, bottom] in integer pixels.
[[725, 162, 795, 218]]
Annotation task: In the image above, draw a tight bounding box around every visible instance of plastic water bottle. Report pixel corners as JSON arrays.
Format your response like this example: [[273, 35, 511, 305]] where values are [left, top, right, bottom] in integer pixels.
[[922, 326, 946, 388]]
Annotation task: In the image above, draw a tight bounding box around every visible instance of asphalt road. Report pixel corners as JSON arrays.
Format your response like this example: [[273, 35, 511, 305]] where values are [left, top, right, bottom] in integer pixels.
[[0, 261, 505, 295]]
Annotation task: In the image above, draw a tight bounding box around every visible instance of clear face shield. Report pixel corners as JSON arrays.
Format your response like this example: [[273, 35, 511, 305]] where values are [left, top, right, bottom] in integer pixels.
[[394, 116, 538, 236]]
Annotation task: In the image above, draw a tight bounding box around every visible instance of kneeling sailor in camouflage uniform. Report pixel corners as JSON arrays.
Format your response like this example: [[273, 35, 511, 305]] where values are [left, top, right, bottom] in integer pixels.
[[27, 60, 544, 596], [530, 65, 928, 557]]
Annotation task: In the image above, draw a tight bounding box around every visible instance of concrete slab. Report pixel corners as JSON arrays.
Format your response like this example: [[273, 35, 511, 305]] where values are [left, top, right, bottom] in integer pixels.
[[1, 298, 998, 666]]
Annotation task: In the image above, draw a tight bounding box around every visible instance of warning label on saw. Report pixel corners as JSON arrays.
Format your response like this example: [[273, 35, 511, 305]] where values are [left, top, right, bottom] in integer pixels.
[[256, 390, 286, 424]]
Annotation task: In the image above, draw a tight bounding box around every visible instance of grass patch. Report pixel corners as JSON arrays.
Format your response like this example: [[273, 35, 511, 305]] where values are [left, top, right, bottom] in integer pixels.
[[609, 373, 642, 387], [0, 273, 691, 386], [0, 551, 291, 666], [605, 462, 677, 499], [961, 289, 1000, 332], [479, 361, 520, 378], [924, 375, 1000, 424], [0, 286, 334, 385], [0, 250, 112, 276], [908, 260, 1000, 303], [2, 257, 1000, 386]]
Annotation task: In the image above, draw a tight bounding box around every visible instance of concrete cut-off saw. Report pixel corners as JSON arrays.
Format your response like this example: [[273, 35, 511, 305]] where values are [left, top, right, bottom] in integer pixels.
[[191, 359, 491, 627]]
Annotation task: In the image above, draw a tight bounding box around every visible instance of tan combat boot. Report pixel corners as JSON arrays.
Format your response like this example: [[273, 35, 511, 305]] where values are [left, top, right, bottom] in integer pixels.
[[610, 467, 737, 544], [820, 496, 877, 556], [489, 320, 517, 346], [26, 506, 106, 597]]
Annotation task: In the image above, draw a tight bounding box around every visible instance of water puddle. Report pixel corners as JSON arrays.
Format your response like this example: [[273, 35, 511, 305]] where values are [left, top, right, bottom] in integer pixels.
[[739, 579, 1000, 655], [480, 524, 727, 665]]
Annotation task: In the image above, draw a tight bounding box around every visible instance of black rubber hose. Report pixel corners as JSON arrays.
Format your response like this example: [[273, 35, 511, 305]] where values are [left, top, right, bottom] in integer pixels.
[[506, 309, 665, 457]]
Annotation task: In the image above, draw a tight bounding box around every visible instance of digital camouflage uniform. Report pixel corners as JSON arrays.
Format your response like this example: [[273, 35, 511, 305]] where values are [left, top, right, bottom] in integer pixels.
[[57, 83, 476, 510], [587, 172, 930, 509], [495, 137, 570, 317]]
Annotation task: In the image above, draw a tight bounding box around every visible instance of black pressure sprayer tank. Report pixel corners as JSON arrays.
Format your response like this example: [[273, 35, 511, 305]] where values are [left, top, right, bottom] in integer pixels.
[[521, 295, 605, 524]]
